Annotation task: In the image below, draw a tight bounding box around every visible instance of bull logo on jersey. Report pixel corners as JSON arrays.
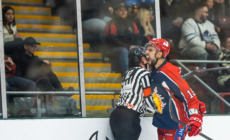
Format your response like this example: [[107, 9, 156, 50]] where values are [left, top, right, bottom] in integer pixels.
[[152, 87, 166, 114]]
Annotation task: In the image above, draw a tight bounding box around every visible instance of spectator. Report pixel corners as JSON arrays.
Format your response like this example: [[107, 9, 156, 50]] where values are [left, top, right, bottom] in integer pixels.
[[203, 0, 221, 33], [2, 6, 24, 57], [177, 0, 201, 21], [5, 55, 36, 91], [5, 55, 36, 113], [11, 37, 66, 91], [105, 2, 142, 75], [2, 6, 20, 43], [217, 36, 230, 90], [81, 0, 114, 42], [179, 4, 221, 67], [134, 8, 155, 45], [160, 0, 183, 45], [214, 0, 225, 16]]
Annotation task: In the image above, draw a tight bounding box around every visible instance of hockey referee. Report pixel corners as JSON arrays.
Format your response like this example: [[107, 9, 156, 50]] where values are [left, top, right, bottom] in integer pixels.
[[109, 46, 156, 140]]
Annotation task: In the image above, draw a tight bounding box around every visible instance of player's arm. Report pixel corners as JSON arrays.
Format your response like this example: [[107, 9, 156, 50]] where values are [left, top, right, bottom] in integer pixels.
[[166, 76, 203, 137]]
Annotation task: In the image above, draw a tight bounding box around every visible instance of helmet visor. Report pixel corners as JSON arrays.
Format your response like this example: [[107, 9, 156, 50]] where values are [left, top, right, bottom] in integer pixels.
[[144, 43, 158, 51]]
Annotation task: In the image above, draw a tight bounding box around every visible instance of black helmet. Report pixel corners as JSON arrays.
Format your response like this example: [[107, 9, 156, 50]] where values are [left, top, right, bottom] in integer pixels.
[[128, 46, 147, 66]]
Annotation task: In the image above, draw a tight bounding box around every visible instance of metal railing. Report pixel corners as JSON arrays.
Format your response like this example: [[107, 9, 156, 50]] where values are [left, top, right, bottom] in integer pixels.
[[170, 59, 230, 108], [5, 91, 120, 117]]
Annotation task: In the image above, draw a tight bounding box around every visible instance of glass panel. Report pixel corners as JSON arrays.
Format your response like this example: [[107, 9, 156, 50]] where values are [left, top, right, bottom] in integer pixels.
[[2, 0, 81, 118], [81, 0, 156, 117], [0, 66, 2, 118], [160, 0, 230, 114]]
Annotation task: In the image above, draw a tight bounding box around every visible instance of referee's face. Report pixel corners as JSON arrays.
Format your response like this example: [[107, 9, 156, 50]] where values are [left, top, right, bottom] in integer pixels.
[[145, 46, 157, 66]]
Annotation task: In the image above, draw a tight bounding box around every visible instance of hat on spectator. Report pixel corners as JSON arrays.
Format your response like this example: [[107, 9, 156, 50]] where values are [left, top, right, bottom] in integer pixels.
[[24, 37, 41, 45], [114, 2, 127, 10]]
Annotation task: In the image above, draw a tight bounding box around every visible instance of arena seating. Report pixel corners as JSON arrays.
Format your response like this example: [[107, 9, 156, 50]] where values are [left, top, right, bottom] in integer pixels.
[[2, 0, 121, 117]]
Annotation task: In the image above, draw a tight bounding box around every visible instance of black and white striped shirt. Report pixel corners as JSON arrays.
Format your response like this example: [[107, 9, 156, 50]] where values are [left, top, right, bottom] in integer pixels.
[[116, 66, 155, 115]]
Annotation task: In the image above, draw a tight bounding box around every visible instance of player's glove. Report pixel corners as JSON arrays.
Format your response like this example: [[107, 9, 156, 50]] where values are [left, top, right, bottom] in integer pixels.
[[199, 101, 206, 115], [187, 113, 203, 137]]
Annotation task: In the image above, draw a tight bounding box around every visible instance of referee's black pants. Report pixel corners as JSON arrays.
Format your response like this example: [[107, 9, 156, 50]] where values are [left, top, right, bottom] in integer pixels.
[[109, 107, 141, 140]]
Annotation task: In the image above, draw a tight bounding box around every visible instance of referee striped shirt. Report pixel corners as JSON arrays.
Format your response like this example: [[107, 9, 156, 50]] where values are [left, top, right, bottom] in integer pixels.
[[116, 66, 155, 115]]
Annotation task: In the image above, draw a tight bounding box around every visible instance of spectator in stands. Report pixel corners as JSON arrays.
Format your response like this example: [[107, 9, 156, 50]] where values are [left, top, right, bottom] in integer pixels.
[[81, 0, 114, 43], [203, 0, 221, 33], [5, 55, 36, 112], [105, 2, 142, 75], [214, 0, 225, 16], [5, 55, 36, 91], [2, 6, 24, 57], [11, 37, 66, 91], [217, 36, 230, 90], [177, 0, 201, 21], [2, 6, 20, 43], [179, 4, 221, 67], [134, 8, 155, 45], [160, 0, 183, 45]]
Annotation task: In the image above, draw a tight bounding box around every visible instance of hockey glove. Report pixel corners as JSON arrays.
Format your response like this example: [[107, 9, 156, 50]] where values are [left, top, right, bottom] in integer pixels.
[[199, 101, 206, 115], [187, 113, 203, 137]]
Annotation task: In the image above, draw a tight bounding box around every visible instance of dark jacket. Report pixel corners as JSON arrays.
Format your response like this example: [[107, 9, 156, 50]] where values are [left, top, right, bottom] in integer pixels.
[[177, 0, 201, 21], [81, 0, 113, 21], [160, 0, 179, 23], [12, 53, 44, 81], [105, 16, 142, 49], [208, 8, 221, 28]]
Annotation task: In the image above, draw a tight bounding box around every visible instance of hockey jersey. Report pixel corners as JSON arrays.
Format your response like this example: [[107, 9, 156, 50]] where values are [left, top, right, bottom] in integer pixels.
[[179, 18, 220, 50], [151, 60, 200, 129]]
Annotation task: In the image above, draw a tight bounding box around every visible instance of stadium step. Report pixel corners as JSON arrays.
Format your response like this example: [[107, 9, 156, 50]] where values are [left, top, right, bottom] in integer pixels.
[[17, 24, 72, 33], [37, 43, 90, 52], [2, 0, 43, 5], [61, 83, 121, 91], [34, 52, 102, 60], [3, 5, 51, 16], [51, 62, 111, 73], [55, 73, 122, 83], [71, 95, 120, 116], [20, 32, 77, 43], [15, 15, 61, 25]]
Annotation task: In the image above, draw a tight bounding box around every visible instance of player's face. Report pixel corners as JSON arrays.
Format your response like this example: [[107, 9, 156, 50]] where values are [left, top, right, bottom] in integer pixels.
[[145, 46, 157, 66], [200, 7, 209, 22]]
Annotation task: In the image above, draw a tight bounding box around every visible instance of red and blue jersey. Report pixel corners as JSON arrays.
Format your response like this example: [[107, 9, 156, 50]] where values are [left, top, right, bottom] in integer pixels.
[[151, 60, 200, 129]]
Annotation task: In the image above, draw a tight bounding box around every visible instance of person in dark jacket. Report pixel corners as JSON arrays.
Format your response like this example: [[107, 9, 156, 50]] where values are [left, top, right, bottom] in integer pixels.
[[5, 55, 36, 91], [12, 37, 64, 91], [81, 0, 114, 42], [105, 2, 142, 75], [203, 0, 221, 33], [160, 0, 183, 45]]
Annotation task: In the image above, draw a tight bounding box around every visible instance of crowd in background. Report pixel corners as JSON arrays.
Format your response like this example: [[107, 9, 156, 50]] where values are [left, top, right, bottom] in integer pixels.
[[2, 0, 230, 116]]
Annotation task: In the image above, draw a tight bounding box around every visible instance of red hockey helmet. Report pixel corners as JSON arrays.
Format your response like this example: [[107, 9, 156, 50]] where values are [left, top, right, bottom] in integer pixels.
[[145, 38, 170, 58]]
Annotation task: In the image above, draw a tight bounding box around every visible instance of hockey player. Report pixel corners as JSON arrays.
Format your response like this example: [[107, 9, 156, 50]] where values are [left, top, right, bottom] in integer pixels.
[[145, 38, 206, 140], [109, 46, 156, 140]]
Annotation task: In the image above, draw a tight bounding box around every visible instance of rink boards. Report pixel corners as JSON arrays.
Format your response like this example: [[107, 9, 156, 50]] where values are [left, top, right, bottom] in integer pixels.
[[0, 116, 229, 140]]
